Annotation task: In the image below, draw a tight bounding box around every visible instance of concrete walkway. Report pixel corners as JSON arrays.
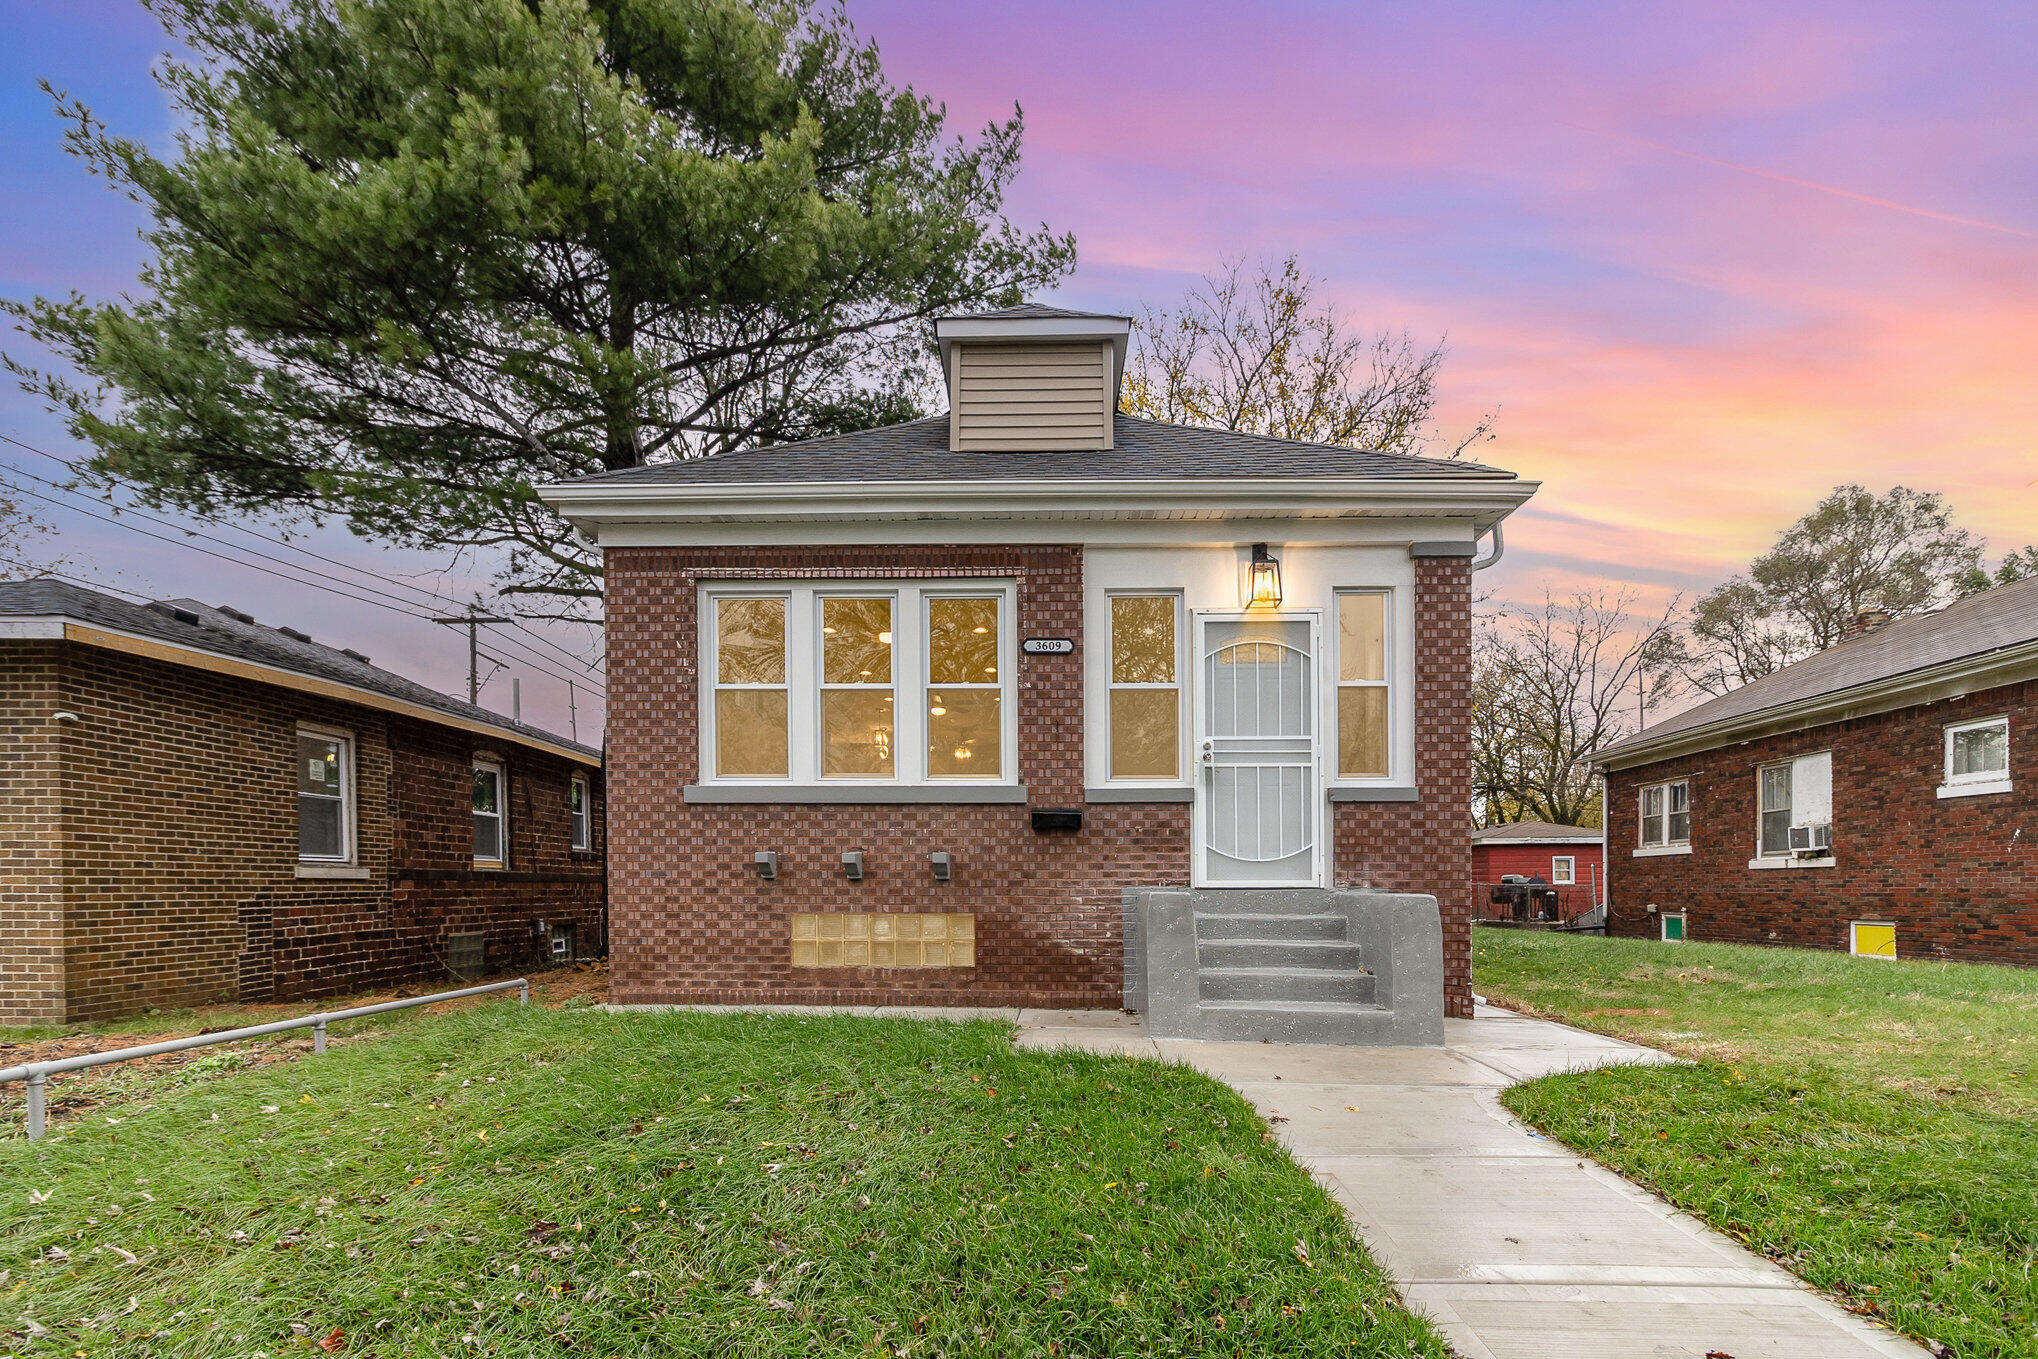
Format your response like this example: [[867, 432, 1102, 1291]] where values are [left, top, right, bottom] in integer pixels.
[[1016, 1003, 1926, 1359]]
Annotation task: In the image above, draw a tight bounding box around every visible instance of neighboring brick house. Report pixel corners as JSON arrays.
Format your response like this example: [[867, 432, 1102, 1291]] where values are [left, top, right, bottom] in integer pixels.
[[1470, 820, 1605, 917], [1594, 578, 2037, 963], [0, 582, 605, 1024], [540, 303, 1535, 1024]]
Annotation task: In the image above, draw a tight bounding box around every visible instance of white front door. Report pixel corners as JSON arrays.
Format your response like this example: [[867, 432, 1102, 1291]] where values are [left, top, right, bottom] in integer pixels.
[[1193, 613, 1322, 887]]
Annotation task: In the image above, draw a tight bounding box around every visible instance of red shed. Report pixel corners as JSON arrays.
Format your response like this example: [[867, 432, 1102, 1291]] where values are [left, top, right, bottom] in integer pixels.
[[1472, 821, 1605, 918]]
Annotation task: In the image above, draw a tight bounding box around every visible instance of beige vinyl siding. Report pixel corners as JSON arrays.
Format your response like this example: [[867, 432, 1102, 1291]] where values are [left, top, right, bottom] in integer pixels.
[[949, 340, 1113, 452]]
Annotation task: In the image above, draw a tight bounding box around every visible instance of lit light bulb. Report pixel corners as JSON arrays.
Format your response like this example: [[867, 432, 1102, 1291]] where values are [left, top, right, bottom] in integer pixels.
[[972, 626, 988, 634], [953, 746, 972, 761], [877, 631, 892, 644], [822, 626, 836, 634], [929, 705, 947, 716]]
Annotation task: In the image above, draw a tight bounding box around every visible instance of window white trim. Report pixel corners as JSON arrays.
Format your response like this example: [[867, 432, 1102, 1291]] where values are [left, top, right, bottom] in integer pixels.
[[1637, 778, 1689, 850], [1939, 715, 2010, 799], [1747, 856, 1835, 870], [1550, 855, 1576, 885], [1849, 920, 1898, 959], [473, 757, 507, 867], [295, 723, 357, 867], [697, 580, 1018, 791], [1103, 590, 1186, 785], [1756, 751, 1832, 861], [569, 773, 591, 851], [1660, 911, 1686, 942], [1330, 587, 1394, 784]]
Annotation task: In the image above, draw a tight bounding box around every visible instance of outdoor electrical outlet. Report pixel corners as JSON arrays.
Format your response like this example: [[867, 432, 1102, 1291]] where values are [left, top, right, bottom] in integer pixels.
[[841, 850, 864, 881], [929, 851, 952, 882], [754, 851, 778, 880]]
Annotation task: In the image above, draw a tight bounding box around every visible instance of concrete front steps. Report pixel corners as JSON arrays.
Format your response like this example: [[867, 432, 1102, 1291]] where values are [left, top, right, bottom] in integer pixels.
[[1190, 899, 1389, 1042]]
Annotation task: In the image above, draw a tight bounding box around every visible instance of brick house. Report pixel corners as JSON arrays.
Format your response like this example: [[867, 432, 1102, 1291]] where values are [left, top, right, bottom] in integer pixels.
[[1594, 578, 2037, 963], [540, 304, 1534, 1023], [0, 581, 605, 1023], [1470, 820, 1605, 918]]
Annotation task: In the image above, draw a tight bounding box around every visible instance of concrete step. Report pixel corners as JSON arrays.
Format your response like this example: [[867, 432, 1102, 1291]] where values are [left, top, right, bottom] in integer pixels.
[[1184, 888, 1344, 914], [1192, 997, 1398, 1044], [1199, 965, 1377, 1006], [1197, 938, 1366, 971], [1195, 911, 1348, 941]]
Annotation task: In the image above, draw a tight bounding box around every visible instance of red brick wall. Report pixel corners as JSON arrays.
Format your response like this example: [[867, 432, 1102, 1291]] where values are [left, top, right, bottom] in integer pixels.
[[1332, 555, 1476, 1017], [603, 545, 1478, 1014], [0, 642, 604, 1023], [1605, 676, 2038, 966], [0, 643, 66, 1024]]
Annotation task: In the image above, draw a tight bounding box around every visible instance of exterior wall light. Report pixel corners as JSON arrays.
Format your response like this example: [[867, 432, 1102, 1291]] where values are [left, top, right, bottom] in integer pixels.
[[929, 851, 952, 882], [754, 851, 779, 881], [841, 850, 864, 881], [1246, 543, 1282, 608]]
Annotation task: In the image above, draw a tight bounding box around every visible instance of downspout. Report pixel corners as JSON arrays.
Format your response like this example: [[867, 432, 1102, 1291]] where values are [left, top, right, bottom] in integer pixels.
[[1471, 522, 1505, 572]]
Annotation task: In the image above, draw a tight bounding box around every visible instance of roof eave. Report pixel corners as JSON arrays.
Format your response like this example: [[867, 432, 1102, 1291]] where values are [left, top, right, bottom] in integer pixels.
[[1592, 638, 2038, 771], [537, 474, 1539, 534]]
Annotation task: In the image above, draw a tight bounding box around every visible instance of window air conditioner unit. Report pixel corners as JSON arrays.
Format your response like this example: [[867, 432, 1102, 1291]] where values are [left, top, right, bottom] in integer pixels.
[[1788, 823, 1833, 857]]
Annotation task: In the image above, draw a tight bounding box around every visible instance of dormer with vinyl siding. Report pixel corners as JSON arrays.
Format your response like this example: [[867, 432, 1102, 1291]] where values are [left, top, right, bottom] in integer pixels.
[[933, 303, 1132, 453]]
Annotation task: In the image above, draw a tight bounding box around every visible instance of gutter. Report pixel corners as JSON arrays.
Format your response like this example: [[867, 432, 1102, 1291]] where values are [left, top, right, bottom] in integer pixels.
[[1591, 637, 2038, 771]]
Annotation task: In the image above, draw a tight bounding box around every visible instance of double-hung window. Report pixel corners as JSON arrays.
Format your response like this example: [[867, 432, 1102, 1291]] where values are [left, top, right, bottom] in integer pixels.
[[702, 582, 1015, 787], [1107, 594, 1182, 780], [1335, 590, 1391, 779], [1638, 779, 1689, 850], [1551, 855, 1576, 885], [1756, 751, 1831, 860], [297, 728, 354, 863], [569, 773, 591, 851], [473, 759, 506, 865], [1941, 716, 2010, 796]]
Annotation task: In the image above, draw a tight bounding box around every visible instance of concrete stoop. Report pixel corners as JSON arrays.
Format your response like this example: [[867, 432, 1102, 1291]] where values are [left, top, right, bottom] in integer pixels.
[[1128, 888, 1445, 1045]]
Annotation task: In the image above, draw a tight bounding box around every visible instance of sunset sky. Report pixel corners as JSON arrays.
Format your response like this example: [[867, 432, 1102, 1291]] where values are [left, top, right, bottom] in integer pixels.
[[3, 1, 2035, 738]]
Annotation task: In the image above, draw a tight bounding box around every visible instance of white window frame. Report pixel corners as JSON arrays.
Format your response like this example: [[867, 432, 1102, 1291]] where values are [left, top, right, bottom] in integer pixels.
[[1331, 588, 1394, 784], [296, 723, 356, 867], [473, 757, 507, 867], [1660, 911, 1686, 943], [697, 580, 1018, 789], [1751, 751, 1834, 869], [1550, 855, 1576, 885], [817, 592, 899, 780], [569, 773, 591, 851], [1634, 778, 1690, 855], [1104, 590, 1186, 785], [1849, 920, 1898, 959], [1939, 715, 2011, 798]]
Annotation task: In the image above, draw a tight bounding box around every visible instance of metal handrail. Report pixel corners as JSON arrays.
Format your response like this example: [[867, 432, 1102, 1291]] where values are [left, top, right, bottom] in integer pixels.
[[2, 977, 528, 1140]]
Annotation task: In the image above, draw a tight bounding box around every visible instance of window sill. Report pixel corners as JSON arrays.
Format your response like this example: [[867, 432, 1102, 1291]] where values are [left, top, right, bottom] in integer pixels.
[[684, 784, 1028, 805], [296, 863, 369, 881], [1748, 856, 1835, 870], [1085, 786, 1193, 803], [1632, 844, 1692, 858], [473, 860, 507, 871], [1938, 779, 2012, 799], [1329, 785, 1418, 803]]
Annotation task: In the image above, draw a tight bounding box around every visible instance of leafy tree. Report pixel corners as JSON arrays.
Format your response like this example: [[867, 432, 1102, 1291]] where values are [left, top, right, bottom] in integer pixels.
[[1119, 256, 1493, 457], [1471, 587, 1679, 829], [0, 491, 66, 581], [1955, 545, 2038, 597], [1673, 485, 1985, 695], [4, 0, 1074, 611]]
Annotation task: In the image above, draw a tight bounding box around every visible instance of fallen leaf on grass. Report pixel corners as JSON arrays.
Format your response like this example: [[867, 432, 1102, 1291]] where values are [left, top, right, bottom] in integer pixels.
[[317, 1327, 346, 1352]]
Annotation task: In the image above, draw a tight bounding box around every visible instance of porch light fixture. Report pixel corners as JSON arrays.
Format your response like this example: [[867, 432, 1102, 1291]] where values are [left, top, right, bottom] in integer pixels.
[[1246, 543, 1282, 608]]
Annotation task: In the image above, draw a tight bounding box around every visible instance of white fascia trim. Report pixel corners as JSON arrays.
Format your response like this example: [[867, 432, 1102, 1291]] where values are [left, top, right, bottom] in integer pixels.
[[1595, 640, 2038, 772], [0, 619, 66, 640], [1632, 844, 1692, 858], [539, 476, 1539, 535], [1474, 835, 1606, 846], [933, 316, 1133, 388], [1747, 856, 1836, 870], [1938, 778, 2013, 799]]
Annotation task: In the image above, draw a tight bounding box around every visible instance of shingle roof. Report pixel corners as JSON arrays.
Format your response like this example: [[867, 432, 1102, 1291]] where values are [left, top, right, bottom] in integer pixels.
[[942, 303, 1130, 322], [1470, 820, 1605, 843], [1595, 575, 2038, 765], [0, 579, 599, 760], [561, 414, 1517, 488]]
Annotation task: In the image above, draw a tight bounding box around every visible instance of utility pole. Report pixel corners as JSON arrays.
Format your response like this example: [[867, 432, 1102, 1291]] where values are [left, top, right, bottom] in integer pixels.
[[432, 609, 513, 705], [568, 681, 578, 743]]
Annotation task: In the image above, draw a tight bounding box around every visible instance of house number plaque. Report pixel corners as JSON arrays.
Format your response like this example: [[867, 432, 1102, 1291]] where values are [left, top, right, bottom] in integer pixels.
[[1022, 637, 1075, 655]]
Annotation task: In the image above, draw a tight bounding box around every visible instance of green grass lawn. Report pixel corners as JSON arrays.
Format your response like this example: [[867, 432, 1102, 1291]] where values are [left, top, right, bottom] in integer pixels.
[[2, 1007, 1445, 1357], [1477, 928, 2038, 1358]]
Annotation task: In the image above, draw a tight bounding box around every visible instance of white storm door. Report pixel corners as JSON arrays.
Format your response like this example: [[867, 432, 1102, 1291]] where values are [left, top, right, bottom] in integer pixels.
[[1194, 614, 1321, 887]]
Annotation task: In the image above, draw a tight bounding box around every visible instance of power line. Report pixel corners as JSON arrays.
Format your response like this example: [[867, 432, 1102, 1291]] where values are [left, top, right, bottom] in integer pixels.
[[0, 430, 604, 678], [0, 468, 606, 698]]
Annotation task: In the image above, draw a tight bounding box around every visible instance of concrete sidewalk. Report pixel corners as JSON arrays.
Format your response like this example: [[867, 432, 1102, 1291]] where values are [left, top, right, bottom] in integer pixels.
[[1017, 1004, 1925, 1359]]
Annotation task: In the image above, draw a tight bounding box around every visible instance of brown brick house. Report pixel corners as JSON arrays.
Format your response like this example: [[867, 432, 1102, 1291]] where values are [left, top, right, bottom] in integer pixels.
[[0, 582, 605, 1023], [1594, 578, 2038, 964], [540, 304, 1535, 1024]]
